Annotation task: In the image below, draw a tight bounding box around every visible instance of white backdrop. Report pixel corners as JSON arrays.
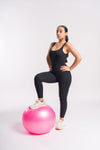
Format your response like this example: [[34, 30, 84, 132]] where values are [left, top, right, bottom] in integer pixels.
[[0, 0, 100, 110], [0, 0, 100, 150]]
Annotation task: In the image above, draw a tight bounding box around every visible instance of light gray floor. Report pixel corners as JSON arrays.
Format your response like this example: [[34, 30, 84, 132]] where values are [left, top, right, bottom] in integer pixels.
[[0, 99, 100, 150]]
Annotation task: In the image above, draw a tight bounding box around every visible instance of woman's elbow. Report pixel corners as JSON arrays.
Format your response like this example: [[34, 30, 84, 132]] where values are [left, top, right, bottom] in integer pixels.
[[76, 56, 82, 62], [79, 56, 82, 61], [46, 55, 49, 60]]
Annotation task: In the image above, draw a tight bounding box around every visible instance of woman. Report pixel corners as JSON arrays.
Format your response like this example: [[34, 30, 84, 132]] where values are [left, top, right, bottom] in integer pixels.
[[29, 25, 82, 130]]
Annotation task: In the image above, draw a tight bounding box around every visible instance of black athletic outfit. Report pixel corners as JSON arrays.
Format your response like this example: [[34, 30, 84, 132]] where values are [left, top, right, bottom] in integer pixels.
[[34, 42, 72, 118]]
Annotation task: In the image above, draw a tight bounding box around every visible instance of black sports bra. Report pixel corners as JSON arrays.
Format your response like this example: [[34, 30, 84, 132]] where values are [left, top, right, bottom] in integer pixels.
[[49, 42, 69, 71], [50, 42, 68, 55]]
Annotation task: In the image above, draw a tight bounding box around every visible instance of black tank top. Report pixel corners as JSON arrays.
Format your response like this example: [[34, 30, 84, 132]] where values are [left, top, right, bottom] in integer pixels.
[[49, 42, 69, 71]]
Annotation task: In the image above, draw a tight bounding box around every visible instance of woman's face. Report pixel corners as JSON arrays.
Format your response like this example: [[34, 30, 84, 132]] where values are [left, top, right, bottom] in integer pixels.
[[56, 26, 67, 40]]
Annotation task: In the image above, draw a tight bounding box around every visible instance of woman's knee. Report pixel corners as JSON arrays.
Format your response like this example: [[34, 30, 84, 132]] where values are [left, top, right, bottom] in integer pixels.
[[34, 73, 42, 82]]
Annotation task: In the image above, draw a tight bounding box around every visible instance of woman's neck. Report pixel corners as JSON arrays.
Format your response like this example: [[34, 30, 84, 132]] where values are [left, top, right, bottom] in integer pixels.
[[58, 39, 66, 44]]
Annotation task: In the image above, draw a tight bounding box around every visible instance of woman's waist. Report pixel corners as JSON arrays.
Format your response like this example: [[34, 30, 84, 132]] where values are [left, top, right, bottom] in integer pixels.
[[51, 64, 66, 69]]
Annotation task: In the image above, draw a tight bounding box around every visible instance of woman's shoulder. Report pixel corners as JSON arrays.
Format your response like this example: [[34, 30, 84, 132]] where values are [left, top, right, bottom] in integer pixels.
[[65, 42, 72, 50], [50, 42, 56, 46], [65, 41, 71, 46], [49, 42, 56, 49], [64, 42, 72, 53]]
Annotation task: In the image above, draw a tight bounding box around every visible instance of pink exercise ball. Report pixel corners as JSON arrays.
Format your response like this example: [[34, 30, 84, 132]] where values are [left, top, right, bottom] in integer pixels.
[[22, 104, 56, 135]]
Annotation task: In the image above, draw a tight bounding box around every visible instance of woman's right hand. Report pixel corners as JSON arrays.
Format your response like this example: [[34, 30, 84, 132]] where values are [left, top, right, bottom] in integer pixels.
[[49, 66, 52, 71]]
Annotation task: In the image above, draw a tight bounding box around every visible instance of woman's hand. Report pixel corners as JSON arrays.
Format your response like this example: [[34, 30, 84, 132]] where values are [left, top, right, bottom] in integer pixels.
[[60, 65, 71, 72], [49, 66, 52, 71]]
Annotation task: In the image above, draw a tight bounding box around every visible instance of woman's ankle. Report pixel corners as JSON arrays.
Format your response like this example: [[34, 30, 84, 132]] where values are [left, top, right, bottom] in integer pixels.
[[59, 117, 64, 121], [38, 98, 44, 102]]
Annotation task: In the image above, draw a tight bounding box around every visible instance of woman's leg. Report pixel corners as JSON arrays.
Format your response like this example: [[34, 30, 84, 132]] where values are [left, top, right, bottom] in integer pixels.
[[58, 71, 72, 119], [34, 71, 58, 100]]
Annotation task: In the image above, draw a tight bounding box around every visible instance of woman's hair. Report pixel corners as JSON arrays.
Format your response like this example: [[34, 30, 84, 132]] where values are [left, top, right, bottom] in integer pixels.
[[57, 25, 69, 42]]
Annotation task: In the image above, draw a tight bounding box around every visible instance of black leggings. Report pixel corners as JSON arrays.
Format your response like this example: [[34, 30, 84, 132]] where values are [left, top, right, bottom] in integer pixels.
[[34, 70, 72, 118]]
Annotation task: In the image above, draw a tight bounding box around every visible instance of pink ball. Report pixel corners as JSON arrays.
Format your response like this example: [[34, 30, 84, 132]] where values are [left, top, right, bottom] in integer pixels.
[[22, 105, 56, 135]]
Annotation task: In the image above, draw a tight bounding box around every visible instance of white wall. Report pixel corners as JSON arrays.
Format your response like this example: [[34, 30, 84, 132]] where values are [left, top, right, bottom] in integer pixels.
[[0, 0, 100, 110]]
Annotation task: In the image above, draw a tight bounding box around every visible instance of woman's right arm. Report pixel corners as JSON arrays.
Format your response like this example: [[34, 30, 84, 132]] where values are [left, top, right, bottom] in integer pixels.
[[46, 42, 54, 70]]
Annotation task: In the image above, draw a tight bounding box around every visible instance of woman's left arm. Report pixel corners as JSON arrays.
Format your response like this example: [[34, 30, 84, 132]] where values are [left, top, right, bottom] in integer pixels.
[[67, 42, 82, 71], [60, 42, 82, 72]]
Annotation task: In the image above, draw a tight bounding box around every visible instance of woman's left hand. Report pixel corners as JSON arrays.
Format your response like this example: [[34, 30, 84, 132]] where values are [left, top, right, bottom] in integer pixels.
[[60, 65, 71, 72]]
